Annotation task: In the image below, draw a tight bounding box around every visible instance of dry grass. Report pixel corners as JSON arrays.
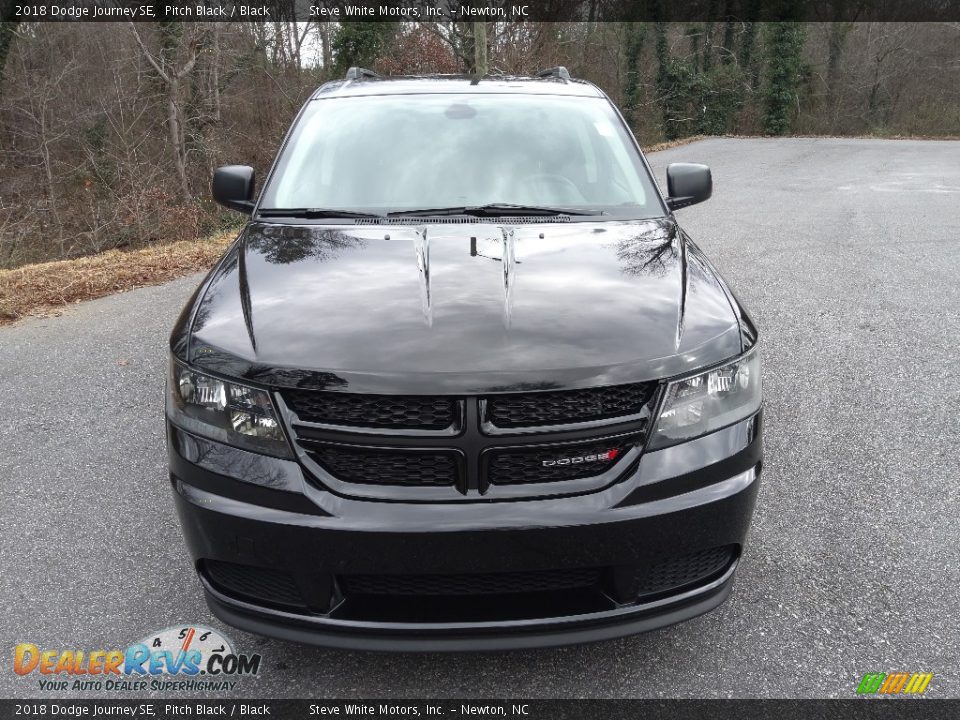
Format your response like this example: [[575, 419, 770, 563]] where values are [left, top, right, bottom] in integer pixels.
[[643, 135, 708, 153], [0, 231, 236, 325]]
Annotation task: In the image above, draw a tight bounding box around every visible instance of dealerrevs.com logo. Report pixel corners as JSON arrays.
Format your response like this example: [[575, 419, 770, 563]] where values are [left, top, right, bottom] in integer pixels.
[[13, 625, 262, 692]]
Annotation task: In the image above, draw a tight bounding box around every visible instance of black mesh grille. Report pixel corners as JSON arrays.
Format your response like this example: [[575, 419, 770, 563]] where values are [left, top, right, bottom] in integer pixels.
[[340, 567, 602, 597], [308, 446, 459, 487], [485, 382, 655, 428], [487, 440, 628, 485], [204, 560, 305, 608], [284, 390, 458, 430], [636, 546, 736, 597]]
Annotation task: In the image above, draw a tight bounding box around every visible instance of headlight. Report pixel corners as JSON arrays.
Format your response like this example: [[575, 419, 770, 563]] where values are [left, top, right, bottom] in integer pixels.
[[649, 348, 761, 450], [167, 358, 291, 458]]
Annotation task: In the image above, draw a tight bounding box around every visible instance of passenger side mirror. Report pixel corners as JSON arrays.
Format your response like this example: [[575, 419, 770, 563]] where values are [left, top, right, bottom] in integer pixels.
[[665, 163, 712, 211], [212, 165, 255, 214]]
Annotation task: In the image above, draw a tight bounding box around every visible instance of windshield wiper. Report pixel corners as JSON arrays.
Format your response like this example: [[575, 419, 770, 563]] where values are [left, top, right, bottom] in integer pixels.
[[387, 203, 603, 218], [258, 208, 384, 219]]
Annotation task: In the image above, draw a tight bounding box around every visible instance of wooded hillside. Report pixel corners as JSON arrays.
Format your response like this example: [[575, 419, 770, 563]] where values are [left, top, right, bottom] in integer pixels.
[[0, 21, 957, 268]]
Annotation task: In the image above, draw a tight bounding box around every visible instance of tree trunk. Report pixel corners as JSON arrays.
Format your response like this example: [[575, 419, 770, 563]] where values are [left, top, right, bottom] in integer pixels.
[[211, 23, 221, 123], [622, 23, 647, 129], [0, 19, 18, 94], [739, 0, 762, 89], [473, 22, 487, 79], [167, 78, 190, 203], [130, 23, 196, 203], [721, 2, 735, 65], [826, 22, 852, 130], [38, 99, 64, 250], [319, 24, 333, 72]]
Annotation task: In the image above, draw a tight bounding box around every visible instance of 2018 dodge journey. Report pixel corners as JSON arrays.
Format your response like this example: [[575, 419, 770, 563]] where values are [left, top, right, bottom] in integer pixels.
[[166, 66, 762, 650]]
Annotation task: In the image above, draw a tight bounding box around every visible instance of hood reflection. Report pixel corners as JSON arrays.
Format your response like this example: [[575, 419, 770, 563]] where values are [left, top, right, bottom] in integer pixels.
[[614, 222, 677, 278], [181, 220, 745, 393], [247, 225, 367, 265]]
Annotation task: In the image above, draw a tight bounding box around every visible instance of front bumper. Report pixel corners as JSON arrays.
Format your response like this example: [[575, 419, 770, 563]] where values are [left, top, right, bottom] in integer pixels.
[[169, 413, 762, 651]]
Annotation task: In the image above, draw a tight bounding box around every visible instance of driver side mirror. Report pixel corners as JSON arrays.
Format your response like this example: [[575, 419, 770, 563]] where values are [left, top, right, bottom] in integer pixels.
[[212, 165, 255, 214], [665, 163, 712, 211]]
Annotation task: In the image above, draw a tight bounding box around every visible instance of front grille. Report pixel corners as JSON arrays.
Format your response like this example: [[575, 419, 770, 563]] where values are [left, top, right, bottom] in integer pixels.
[[308, 446, 459, 487], [636, 546, 736, 598], [487, 440, 629, 485], [283, 389, 458, 430], [340, 567, 602, 597], [485, 382, 656, 428], [204, 560, 305, 608], [286, 382, 654, 499]]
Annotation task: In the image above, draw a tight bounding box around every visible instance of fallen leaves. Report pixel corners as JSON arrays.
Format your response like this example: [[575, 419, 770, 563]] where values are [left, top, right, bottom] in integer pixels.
[[0, 231, 236, 325]]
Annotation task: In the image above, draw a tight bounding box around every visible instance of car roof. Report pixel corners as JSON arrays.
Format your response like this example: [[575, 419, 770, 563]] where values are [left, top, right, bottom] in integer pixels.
[[311, 75, 606, 100]]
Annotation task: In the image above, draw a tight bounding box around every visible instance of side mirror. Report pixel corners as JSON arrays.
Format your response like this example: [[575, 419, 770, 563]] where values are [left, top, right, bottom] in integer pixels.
[[212, 165, 255, 214], [665, 163, 712, 211]]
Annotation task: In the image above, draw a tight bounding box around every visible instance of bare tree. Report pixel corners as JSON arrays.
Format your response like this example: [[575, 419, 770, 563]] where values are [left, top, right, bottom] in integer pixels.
[[129, 22, 199, 203]]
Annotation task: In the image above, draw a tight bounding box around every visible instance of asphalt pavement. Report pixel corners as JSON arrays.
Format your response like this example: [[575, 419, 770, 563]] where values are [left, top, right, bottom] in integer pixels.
[[2, 138, 958, 698]]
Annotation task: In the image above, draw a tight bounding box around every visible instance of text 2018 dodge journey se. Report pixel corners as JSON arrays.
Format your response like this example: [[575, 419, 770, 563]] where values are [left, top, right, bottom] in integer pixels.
[[167, 67, 762, 651]]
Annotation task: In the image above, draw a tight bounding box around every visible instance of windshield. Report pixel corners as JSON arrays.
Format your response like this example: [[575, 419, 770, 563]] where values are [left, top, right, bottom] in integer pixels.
[[260, 93, 665, 218]]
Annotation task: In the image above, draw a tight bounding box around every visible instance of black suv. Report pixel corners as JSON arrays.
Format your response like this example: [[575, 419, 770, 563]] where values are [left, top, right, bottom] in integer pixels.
[[167, 67, 761, 650]]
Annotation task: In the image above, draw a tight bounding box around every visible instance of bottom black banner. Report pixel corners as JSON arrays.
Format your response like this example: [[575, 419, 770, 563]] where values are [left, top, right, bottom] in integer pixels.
[[0, 700, 957, 720]]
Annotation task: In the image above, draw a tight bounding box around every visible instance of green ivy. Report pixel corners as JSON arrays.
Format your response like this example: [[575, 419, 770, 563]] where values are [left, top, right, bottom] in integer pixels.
[[655, 24, 747, 140], [332, 22, 397, 74], [762, 23, 807, 135]]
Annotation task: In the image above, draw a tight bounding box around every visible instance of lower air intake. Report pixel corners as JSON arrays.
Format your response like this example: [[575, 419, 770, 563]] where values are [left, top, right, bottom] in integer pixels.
[[340, 567, 603, 597], [203, 560, 305, 609], [635, 545, 737, 598]]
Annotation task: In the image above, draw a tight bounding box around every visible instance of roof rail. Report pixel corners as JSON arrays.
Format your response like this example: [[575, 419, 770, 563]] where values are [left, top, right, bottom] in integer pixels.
[[344, 66, 380, 81], [536, 66, 571, 81]]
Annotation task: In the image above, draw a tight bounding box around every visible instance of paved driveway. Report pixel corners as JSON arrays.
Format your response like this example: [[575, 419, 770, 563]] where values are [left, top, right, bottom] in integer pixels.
[[2, 138, 958, 698]]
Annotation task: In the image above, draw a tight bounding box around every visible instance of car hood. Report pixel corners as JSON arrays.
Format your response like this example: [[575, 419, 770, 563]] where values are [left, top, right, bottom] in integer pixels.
[[177, 220, 746, 393]]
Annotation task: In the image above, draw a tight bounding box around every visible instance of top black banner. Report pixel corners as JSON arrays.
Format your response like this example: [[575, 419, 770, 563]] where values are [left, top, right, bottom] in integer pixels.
[[5, 0, 960, 23]]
